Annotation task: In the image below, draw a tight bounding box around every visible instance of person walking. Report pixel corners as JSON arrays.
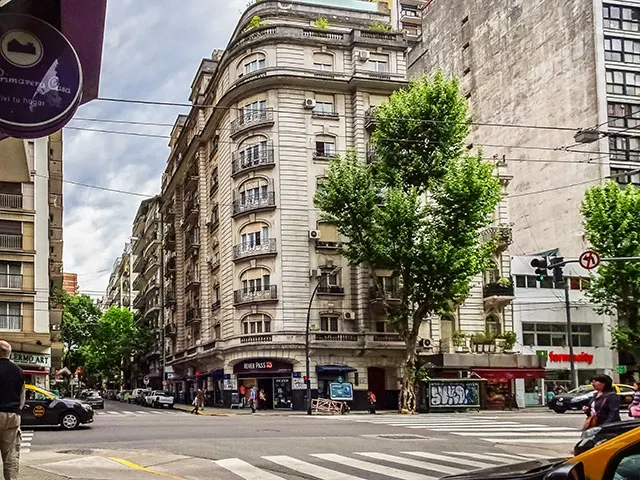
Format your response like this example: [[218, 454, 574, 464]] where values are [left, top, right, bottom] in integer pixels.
[[258, 389, 266, 411], [191, 389, 204, 414], [239, 384, 246, 408], [629, 381, 640, 418], [582, 375, 621, 430], [249, 386, 257, 413], [0, 340, 24, 480], [367, 391, 376, 414]]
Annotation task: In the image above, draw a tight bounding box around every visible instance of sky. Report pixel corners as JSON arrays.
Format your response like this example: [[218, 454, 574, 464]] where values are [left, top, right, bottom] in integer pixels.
[[62, 0, 247, 297]]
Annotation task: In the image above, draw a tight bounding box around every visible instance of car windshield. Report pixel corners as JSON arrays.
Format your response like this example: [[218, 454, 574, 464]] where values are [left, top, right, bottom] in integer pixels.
[[569, 385, 594, 395]]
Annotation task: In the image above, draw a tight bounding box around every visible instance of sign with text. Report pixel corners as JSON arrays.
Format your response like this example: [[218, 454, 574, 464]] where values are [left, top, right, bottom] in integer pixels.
[[233, 359, 293, 375], [329, 382, 353, 401], [11, 351, 50, 368], [0, 13, 83, 138], [548, 351, 594, 365]]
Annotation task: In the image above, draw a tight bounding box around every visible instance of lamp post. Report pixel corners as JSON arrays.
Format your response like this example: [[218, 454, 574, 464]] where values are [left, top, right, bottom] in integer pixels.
[[305, 266, 342, 415]]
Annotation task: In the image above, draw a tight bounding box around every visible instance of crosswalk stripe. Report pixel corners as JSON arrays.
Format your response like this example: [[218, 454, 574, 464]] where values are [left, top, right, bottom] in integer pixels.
[[428, 427, 576, 432], [444, 452, 512, 464], [135, 411, 150, 414], [402, 451, 497, 469], [389, 421, 522, 426], [355, 452, 467, 475], [520, 454, 554, 459], [311, 453, 436, 480], [456, 432, 579, 437], [485, 438, 579, 444], [215, 458, 285, 480], [401, 423, 526, 428], [107, 411, 119, 414], [484, 453, 541, 461], [264, 455, 363, 480]]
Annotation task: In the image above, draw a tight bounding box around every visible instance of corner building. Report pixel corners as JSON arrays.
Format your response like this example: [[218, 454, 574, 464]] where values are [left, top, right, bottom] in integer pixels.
[[161, 0, 409, 410]]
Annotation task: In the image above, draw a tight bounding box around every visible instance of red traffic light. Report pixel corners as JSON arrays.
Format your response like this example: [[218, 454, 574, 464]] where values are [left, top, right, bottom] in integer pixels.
[[303, 376, 308, 382], [76, 368, 82, 374]]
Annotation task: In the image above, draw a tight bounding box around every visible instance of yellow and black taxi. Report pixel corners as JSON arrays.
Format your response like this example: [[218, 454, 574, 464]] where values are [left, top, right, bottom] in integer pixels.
[[22, 384, 94, 430], [441, 424, 640, 480]]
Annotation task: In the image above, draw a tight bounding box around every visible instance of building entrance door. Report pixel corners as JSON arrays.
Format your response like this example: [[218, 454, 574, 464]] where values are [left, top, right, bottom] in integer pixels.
[[367, 367, 385, 408]]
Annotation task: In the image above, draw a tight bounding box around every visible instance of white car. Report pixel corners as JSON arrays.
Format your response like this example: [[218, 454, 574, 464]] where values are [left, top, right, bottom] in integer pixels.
[[146, 390, 175, 409]]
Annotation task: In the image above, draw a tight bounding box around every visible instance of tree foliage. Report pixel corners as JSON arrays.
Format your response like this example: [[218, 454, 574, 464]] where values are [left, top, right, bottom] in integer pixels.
[[314, 73, 502, 412], [581, 181, 640, 362]]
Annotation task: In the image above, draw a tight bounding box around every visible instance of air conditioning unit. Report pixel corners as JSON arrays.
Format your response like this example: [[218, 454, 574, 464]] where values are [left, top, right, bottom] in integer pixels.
[[309, 230, 321, 239], [418, 338, 432, 348], [343, 310, 355, 321], [356, 50, 370, 62], [304, 98, 316, 109]]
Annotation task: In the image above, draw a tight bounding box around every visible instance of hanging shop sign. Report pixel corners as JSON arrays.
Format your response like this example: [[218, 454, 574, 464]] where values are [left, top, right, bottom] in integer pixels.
[[0, 13, 83, 138], [11, 351, 50, 368]]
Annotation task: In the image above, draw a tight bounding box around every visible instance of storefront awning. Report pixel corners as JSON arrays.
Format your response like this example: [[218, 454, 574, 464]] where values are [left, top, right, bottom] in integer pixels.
[[473, 368, 546, 381], [316, 365, 357, 374]]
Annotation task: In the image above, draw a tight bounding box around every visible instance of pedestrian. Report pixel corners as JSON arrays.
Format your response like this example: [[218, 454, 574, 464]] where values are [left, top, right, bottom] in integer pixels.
[[629, 381, 640, 418], [249, 386, 257, 413], [582, 375, 621, 430], [367, 390, 376, 414], [259, 389, 266, 410], [0, 340, 24, 480], [191, 389, 204, 414], [239, 384, 246, 408]]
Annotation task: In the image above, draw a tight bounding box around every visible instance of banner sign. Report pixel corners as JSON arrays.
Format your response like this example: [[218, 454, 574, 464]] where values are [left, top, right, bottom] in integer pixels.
[[11, 351, 51, 368], [0, 13, 83, 138]]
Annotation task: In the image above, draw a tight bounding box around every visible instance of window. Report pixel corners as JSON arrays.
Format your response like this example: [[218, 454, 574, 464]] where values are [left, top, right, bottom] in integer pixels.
[[515, 276, 526, 288], [604, 4, 640, 31], [0, 302, 21, 330], [526, 276, 537, 288], [485, 315, 501, 335], [606, 69, 640, 96], [610, 135, 640, 162], [320, 316, 339, 332], [314, 137, 336, 158], [368, 54, 389, 72], [569, 277, 581, 290], [240, 226, 269, 251], [0, 262, 21, 289], [521, 323, 592, 347], [572, 324, 593, 347], [240, 100, 267, 123], [608, 102, 640, 129], [539, 276, 553, 289], [242, 314, 271, 335], [313, 52, 333, 71], [239, 181, 269, 206], [313, 101, 335, 116], [244, 57, 265, 74], [605, 37, 640, 64], [238, 140, 269, 167], [0, 220, 21, 235], [242, 274, 270, 293], [612, 167, 640, 185]]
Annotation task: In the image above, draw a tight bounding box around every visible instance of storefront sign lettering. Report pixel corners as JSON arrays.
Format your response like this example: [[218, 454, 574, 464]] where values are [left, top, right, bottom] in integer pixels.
[[0, 13, 82, 138], [234, 359, 292, 374], [429, 381, 480, 408], [11, 351, 51, 368], [243, 361, 273, 371], [548, 352, 594, 365]]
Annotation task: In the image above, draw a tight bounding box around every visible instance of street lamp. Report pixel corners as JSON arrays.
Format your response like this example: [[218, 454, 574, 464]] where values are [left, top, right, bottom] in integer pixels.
[[305, 266, 342, 415]]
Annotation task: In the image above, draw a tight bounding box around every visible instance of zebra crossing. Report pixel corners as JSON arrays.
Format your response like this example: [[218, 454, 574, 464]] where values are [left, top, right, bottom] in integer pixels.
[[94, 409, 183, 417], [319, 414, 582, 445], [20, 429, 33, 453], [212, 450, 550, 480]]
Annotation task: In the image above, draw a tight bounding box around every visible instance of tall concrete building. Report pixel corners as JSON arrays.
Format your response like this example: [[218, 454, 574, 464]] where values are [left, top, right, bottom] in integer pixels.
[[409, 0, 640, 257], [0, 133, 65, 386]]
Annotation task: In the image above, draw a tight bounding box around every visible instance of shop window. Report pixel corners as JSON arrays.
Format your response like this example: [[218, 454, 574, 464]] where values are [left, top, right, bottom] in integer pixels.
[[320, 315, 339, 332]]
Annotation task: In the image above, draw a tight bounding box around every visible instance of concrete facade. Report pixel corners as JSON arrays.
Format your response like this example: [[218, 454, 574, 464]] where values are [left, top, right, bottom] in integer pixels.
[[103, 244, 134, 310]]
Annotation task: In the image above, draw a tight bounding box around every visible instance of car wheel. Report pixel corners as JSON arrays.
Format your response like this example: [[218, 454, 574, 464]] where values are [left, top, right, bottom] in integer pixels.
[[553, 408, 567, 414], [60, 412, 80, 430]]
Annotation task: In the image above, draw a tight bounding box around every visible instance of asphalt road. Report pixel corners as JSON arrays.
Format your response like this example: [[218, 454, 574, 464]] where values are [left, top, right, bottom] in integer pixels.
[[21, 400, 591, 480]]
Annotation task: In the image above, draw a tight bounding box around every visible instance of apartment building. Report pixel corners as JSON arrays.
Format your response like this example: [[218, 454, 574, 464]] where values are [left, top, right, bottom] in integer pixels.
[[0, 133, 64, 387], [104, 243, 134, 309], [365, 0, 426, 41], [408, 0, 640, 258], [131, 196, 164, 389], [62, 272, 79, 296]]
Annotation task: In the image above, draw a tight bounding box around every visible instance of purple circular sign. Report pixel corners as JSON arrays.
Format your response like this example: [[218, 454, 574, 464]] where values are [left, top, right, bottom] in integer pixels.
[[0, 13, 82, 139]]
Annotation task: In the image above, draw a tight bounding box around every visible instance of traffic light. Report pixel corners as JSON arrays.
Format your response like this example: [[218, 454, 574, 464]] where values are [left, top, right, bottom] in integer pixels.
[[549, 257, 565, 283], [530, 257, 548, 280]]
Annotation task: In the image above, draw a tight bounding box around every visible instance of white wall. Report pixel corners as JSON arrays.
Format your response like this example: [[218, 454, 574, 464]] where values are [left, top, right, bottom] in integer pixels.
[[33, 137, 50, 334]]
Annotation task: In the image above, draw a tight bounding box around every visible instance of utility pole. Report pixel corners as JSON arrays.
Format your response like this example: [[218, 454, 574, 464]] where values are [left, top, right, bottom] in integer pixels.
[[563, 280, 578, 390]]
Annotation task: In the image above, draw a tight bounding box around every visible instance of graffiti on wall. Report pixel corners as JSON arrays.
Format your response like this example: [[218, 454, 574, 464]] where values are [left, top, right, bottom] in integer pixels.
[[429, 381, 480, 408]]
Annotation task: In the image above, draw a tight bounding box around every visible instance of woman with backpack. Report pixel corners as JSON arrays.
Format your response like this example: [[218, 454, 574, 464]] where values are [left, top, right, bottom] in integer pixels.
[[582, 375, 621, 430]]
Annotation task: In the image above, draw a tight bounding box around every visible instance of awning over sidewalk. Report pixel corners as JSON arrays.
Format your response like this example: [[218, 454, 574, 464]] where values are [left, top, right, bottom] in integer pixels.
[[473, 367, 546, 381], [316, 365, 357, 374]]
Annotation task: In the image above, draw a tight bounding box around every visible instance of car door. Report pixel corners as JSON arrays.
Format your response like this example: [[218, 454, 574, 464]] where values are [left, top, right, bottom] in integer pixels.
[[22, 388, 53, 425]]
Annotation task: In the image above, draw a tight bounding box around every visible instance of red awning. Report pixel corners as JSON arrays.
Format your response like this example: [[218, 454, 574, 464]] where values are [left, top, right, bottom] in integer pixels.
[[473, 368, 546, 381]]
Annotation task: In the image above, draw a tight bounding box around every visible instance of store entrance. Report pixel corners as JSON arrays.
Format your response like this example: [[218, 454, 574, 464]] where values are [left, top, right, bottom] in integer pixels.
[[258, 378, 273, 410]]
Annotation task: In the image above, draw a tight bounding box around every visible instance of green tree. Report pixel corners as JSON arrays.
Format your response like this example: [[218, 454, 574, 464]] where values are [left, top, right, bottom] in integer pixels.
[[314, 73, 501, 413], [60, 293, 101, 371], [581, 181, 640, 364]]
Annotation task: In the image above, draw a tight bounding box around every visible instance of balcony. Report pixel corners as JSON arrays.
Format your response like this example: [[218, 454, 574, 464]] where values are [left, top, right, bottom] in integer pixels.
[[0, 193, 23, 210], [164, 256, 176, 277], [182, 199, 200, 227], [366, 148, 377, 164], [317, 285, 345, 296], [312, 151, 339, 161], [312, 110, 340, 120], [186, 307, 201, 325], [144, 255, 160, 277], [232, 192, 276, 217], [400, 8, 421, 24], [0, 234, 22, 250], [165, 291, 176, 306], [483, 281, 515, 308], [185, 235, 200, 256], [313, 332, 359, 343], [211, 299, 221, 311], [49, 260, 63, 276], [240, 334, 273, 344], [232, 147, 275, 177], [364, 106, 377, 131], [480, 224, 513, 253], [369, 286, 402, 303], [0, 274, 22, 289], [185, 275, 201, 292], [315, 240, 341, 250], [164, 323, 177, 338], [132, 255, 147, 274], [234, 285, 278, 305], [0, 314, 21, 330], [232, 238, 277, 261], [230, 108, 274, 138], [184, 175, 199, 193]]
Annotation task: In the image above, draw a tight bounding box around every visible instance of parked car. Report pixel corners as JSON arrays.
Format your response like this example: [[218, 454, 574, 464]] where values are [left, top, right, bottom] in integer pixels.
[[82, 391, 104, 409], [548, 384, 636, 413], [574, 419, 640, 455], [130, 388, 151, 405], [22, 384, 94, 430], [145, 390, 175, 409], [441, 424, 640, 480], [116, 390, 131, 402]]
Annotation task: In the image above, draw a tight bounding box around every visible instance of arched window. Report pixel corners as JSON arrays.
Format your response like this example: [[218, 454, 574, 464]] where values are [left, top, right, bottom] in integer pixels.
[[313, 52, 334, 71], [240, 53, 266, 76], [242, 314, 272, 335], [240, 267, 271, 294], [239, 222, 270, 251], [237, 136, 270, 169], [485, 314, 502, 335]]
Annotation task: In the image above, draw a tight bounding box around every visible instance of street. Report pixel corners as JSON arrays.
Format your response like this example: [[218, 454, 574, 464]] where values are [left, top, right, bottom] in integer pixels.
[[20, 401, 589, 479]]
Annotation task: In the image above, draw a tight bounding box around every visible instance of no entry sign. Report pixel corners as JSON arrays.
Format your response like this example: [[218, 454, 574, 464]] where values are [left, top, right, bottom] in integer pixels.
[[579, 250, 600, 270]]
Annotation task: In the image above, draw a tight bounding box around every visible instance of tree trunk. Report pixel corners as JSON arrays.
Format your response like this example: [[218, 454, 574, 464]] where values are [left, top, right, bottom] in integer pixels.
[[398, 336, 418, 414]]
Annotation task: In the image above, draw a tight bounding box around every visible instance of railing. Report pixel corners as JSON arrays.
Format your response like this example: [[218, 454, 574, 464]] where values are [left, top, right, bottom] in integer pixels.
[[0, 193, 22, 209], [316, 240, 340, 249], [0, 274, 22, 289], [359, 31, 399, 41], [364, 106, 377, 130], [240, 334, 273, 344], [313, 333, 358, 342], [313, 151, 339, 161], [233, 238, 277, 260], [230, 108, 274, 136], [302, 29, 344, 40], [480, 224, 513, 248], [165, 291, 176, 305], [232, 147, 275, 175], [400, 8, 420, 18], [211, 300, 221, 311], [483, 282, 515, 298], [0, 314, 22, 330], [317, 285, 345, 295], [185, 236, 200, 252], [234, 285, 278, 304], [369, 287, 402, 301], [370, 333, 403, 343], [133, 255, 147, 273], [312, 110, 340, 119], [184, 175, 199, 192], [232, 192, 276, 215], [186, 307, 201, 324], [0, 234, 22, 249], [185, 275, 201, 291]]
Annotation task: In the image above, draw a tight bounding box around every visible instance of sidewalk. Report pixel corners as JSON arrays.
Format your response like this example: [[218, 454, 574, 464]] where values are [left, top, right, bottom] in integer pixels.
[[171, 403, 401, 416]]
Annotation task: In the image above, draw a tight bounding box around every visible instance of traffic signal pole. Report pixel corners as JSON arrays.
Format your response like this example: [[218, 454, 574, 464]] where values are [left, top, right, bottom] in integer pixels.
[[563, 280, 578, 390]]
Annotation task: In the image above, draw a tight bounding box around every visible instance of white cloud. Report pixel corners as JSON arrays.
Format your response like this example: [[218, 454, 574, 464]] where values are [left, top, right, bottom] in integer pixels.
[[63, 0, 247, 296]]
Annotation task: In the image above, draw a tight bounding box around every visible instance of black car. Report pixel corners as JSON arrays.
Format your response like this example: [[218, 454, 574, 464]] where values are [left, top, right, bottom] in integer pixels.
[[547, 384, 635, 413], [441, 458, 568, 480], [82, 391, 104, 409], [22, 384, 94, 430], [574, 419, 640, 455]]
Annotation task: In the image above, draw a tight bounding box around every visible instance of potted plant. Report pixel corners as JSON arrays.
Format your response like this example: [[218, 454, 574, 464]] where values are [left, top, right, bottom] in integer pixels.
[[500, 331, 518, 352], [472, 330, 498, 353], [497, 277, 512, 288], [452, 330, 467, 347]]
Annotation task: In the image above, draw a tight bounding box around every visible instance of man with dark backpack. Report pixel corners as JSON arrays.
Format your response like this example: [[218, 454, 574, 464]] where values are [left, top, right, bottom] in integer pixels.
[[0, 340, 24, 480]]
